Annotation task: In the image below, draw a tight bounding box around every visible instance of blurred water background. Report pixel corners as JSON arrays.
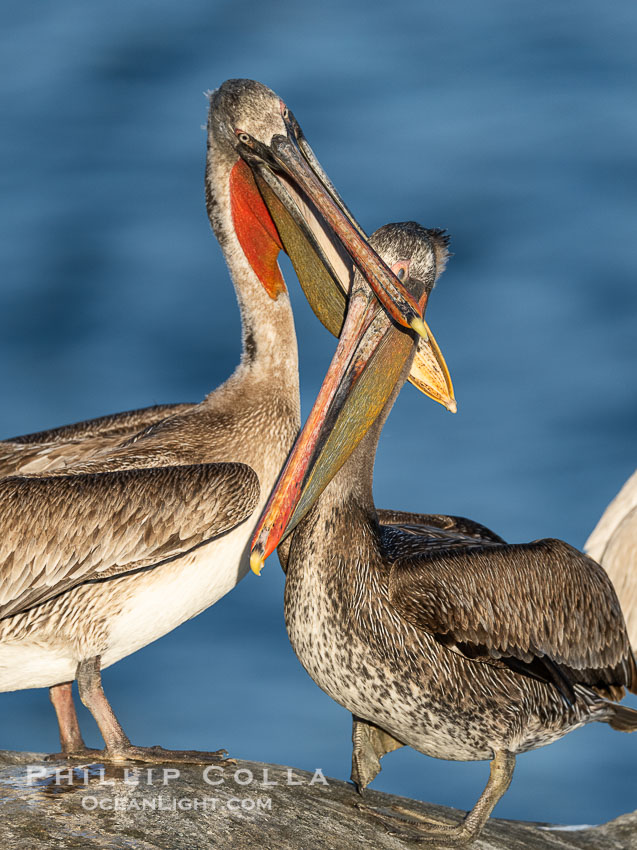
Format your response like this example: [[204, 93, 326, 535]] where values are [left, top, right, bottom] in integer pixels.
[[0, 0, 636, 827]]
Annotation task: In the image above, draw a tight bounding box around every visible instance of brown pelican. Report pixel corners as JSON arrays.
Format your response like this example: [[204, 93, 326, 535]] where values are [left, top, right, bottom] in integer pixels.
[[586, 469, 637, 650], [251, 222, 637, 845], [0, 81, 453, 762]]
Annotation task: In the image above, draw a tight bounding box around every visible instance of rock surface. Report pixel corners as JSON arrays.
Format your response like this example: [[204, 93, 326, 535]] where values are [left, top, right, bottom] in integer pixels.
[[0, 751, 635, 849]]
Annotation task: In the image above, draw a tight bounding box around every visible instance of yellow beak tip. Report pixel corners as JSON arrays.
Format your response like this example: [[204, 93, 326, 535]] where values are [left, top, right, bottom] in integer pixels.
[[250, 550, 264, 576], [446, 398, 458, 414], [409, 317, 429, 341]]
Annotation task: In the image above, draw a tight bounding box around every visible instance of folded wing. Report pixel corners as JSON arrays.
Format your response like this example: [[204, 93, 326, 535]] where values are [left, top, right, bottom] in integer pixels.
[[388, 538, 636, 701], [0, 461, 259, 619], [0, 403, 194, 477]]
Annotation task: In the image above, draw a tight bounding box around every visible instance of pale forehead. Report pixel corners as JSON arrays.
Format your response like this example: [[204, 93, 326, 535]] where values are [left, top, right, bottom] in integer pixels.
[[210, 79, 286, 143], [371, 224, 437, 275]]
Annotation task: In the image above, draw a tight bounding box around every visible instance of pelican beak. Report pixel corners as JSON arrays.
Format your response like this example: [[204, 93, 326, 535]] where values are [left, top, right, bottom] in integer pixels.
[[250, 265, 429, 575], [409, 331, 456, 413], [236, 112, 427, 336], [234, 111, 454, 409]]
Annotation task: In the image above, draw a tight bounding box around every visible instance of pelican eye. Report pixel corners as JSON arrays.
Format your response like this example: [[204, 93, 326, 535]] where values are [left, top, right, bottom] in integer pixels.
[[393, 260, 410, 282], [282, 107, 289, 120], [236, 131, 251, 144]]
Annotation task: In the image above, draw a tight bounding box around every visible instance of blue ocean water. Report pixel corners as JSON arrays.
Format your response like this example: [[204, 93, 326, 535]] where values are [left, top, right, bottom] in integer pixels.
[[0, 0, 636, 827]]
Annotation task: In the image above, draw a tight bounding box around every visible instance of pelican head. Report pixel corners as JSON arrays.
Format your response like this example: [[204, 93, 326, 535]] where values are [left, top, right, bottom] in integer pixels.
[[206, 80, 456, 386], [251, 221, 452, 572]]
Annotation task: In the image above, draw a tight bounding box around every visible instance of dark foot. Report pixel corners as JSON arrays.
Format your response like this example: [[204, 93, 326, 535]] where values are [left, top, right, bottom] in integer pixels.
[[74, 657, 235, 766], [45, 747, 102, 762], [355, 748, 514, 847], [355, 802, 474, 845], [97, 746, 234, 765]]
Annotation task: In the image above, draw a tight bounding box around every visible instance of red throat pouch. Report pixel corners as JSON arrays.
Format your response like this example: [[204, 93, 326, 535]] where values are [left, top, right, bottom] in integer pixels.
[[229, 159, 286, 299]]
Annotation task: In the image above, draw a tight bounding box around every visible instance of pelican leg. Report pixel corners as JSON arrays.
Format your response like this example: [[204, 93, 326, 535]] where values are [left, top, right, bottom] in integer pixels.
[[76, 656, 132, 754], [76, 656, 231, 765], [359, 749, 515, 846], [351, 715, 404, 795], [48, 682, 88, 754]]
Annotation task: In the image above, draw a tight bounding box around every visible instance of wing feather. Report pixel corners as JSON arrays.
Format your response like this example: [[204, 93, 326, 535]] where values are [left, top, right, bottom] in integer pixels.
[[0, 404, 194, 477], [388, 537, 636, 697], [0, 462, 259, 619], [378, 509, 506, 544]]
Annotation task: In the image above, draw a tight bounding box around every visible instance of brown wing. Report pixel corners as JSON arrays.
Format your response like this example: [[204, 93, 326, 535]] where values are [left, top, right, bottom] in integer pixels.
[[0, 462, 258, 619], [378, 508, 506, 544], [388, 537, 636, 701], [0, 403, 194, 477]]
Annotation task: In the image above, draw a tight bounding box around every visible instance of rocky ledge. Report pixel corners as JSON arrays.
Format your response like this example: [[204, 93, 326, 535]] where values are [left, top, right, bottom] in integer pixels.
[[0, 751, 635, 849]]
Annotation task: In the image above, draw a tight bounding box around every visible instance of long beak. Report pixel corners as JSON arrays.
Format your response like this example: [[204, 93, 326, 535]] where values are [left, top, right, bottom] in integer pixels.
[[250, 279, 420, 575], [270, 132, 427, 336], [410, 332, 456, 412], [241, 124, 455, 411], [238, 122, 427, 335]]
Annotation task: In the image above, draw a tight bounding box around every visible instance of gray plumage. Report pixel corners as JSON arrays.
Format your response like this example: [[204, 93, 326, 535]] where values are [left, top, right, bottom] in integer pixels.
[[0, 404, 194, 476], [279, 222, 637, 844], [0, 79, 315, 758], [0, 462, 259, 620]]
